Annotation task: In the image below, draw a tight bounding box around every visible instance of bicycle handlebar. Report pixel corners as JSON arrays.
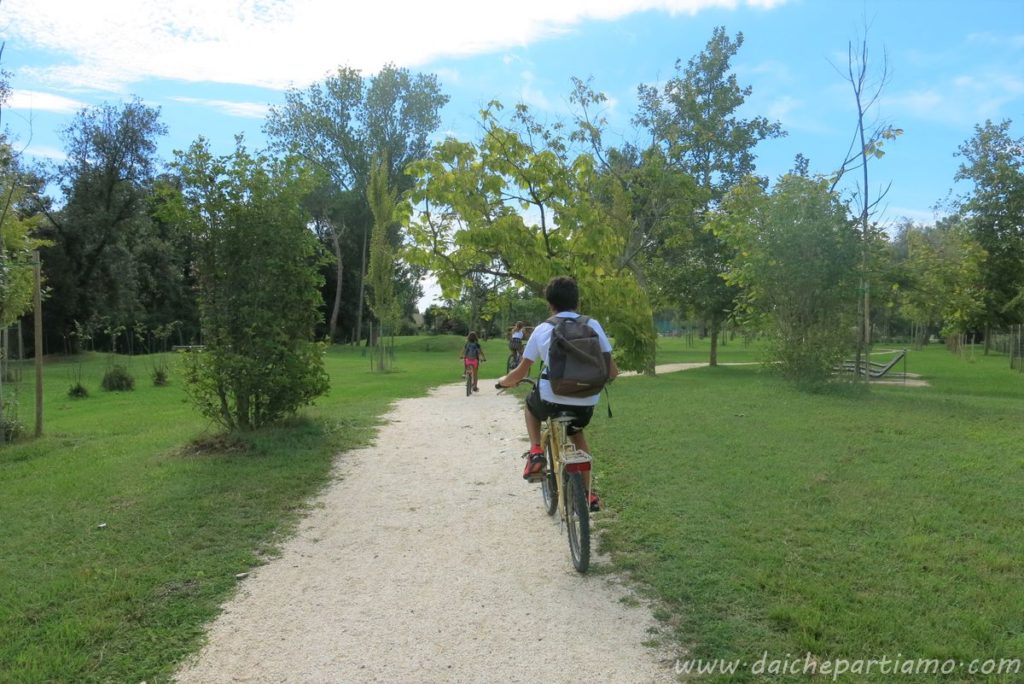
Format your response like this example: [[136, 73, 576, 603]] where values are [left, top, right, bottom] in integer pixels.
[[495, 377, 536, 391]]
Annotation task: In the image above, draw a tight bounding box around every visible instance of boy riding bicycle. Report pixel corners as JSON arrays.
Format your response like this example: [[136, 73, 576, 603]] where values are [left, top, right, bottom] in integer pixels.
[[497, 277, 618, 508]]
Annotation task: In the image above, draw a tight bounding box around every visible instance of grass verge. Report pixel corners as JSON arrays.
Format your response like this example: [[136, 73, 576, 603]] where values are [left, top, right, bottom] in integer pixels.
[[590, 342, 1024, 682], [0, 336, 495, 683]]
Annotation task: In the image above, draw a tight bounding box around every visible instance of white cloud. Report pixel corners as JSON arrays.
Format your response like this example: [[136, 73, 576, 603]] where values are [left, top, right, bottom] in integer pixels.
[[433, 68, 462, 86], [880, 206, 947, 229], [742, 59, 794, 84], [170, 96, 269, 118], [519, 70, 555, 111], [6, 89, 86, 113], [885, 70, 1024, 127], [23, 145, 68, 161], [966, 32, 1024, 50], [1, 0, 787, 93]]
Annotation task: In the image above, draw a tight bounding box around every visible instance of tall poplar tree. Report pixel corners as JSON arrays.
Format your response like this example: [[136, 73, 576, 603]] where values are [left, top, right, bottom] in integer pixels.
[[264, 65, 447, 343], [635, 27, 784, 365]]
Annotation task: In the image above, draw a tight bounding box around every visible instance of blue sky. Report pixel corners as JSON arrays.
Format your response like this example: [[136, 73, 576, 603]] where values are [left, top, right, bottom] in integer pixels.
[[3, 0, 1023, 229]]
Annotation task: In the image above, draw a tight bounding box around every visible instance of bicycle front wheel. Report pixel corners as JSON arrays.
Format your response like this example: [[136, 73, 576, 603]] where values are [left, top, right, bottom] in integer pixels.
[[506, 353, 518, 373], [565, 471, 590, 573]]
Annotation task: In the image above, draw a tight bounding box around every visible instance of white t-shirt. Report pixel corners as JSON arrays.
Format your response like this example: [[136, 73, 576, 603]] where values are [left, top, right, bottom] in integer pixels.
[[523, 312, 613, 407]]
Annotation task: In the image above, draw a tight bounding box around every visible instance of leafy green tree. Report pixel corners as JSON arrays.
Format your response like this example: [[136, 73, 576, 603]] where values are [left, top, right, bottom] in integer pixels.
[[264, 65, 447, 342], [899, 218, 986, 351], [0, 144, 45, 438], [38, 99, 167, 351], [570, 78, 699, 372], [712, 175, 860, 385], [635, 27, 784, 365], [133, 175, 201, 344], [406, 101, 656, 371], [366, 158, 400, 370], [173, 138, 328, 430], [0, 149, 41, 333], [955, 119, 1024, 346]]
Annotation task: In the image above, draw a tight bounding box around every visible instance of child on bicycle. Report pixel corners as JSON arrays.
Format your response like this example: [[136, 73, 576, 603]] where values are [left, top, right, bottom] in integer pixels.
[[508, 321, 525, 365], [461, 331, 486, 392], [497, 277, 618, 507]]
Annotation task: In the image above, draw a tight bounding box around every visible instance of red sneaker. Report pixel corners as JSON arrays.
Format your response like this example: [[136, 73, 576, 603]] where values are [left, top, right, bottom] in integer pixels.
[[587, 492, 601, 512], [522, 451, 545, 479]]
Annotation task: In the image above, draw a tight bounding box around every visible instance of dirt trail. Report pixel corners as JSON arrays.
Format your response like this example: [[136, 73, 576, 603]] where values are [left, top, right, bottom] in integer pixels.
[[176, 383, 678, 683]]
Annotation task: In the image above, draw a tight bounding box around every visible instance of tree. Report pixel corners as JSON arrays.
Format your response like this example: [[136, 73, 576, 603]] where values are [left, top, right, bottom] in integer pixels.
[[955, 119, 1024, 347], [830, 27, 902, 375], [173, 138, 328, 430], [713, 175, 860, 386], [366, 157, 400, 370], [1, 75, 46, 437], [264, 65, 447, 342], [406, 101, 656, 371], [899, 218, 986, 353], [37, 99, 167, 351], [569, 78, 699, 373], [635, 27, 784, 365]]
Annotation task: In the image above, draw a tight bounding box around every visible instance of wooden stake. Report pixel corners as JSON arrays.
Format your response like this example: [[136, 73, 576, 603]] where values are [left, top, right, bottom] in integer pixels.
[[34, 251, 43, 438]]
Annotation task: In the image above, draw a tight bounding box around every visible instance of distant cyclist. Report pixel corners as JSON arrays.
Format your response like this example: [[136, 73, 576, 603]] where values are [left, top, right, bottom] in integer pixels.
[[461, 331, 486, 393], [508, 321, 526, 365]]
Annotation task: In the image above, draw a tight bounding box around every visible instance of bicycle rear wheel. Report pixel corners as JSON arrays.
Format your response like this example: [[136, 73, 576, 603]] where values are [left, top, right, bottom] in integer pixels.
[[565, 471, 590, 573], [465, 369, 473, 396], [540, 442, 557, 516], [506, 352, 519, 373]]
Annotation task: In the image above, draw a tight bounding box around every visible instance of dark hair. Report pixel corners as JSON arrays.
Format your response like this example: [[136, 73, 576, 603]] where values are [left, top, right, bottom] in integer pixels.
[[544, 276, 579, 313], [467, 331, 478, 343]]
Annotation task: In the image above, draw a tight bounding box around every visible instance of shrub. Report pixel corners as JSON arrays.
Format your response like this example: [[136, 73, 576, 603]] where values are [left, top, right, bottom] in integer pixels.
[[68, 383, 90, 398], [152, 368, 169, 386], [101, 365, 135, 391], [1, 414, 23, 442], [175, 143, 329, 430]]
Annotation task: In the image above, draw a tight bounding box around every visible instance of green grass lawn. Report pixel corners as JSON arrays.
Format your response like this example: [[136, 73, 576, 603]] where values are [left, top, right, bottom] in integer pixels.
[[3, 336, 1022, 682], [0, 336, 496, 683], [591, 341, 1024, 681]]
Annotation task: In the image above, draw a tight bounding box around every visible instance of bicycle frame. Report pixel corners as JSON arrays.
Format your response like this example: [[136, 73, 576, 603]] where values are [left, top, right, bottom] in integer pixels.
[[542, 415, 592, 521], [497, 377, 593, 572], [540, 413, 592, 574]]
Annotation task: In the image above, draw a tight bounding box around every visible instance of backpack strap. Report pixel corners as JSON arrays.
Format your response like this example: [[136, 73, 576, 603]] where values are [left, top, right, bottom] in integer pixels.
[[545, 314, 590, 327]]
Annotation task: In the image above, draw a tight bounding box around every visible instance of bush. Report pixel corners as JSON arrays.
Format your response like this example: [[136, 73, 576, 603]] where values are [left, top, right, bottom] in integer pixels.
[[68, 383, 90, 398], [152, 368, 169, 386], [101, 365, 135, 392], [1, 414, 23, 442], [176, 145, 329, 430]]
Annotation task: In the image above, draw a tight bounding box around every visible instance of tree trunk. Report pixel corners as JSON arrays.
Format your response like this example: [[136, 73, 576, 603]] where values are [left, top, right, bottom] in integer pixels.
[[328, 226, 343, 342], [355, 223, 368, 346], [709, 323, 719, 367]]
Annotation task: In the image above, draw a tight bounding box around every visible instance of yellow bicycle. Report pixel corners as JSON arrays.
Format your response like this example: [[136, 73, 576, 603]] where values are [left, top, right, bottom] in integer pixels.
[[502, 378, 593, 573]]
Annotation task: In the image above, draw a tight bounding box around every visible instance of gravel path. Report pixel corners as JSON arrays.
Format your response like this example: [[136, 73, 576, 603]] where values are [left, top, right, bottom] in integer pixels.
[[176, 382, 678, 683]]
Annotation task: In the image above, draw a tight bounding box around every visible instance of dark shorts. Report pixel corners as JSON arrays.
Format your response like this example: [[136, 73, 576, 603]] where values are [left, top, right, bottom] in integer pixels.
[[526, 387, 593, 435]]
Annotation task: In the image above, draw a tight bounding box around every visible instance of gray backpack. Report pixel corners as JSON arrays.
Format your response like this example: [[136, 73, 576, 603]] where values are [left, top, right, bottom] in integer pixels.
[[544, 315, 610, 398]]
